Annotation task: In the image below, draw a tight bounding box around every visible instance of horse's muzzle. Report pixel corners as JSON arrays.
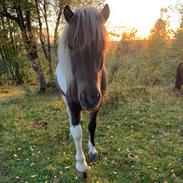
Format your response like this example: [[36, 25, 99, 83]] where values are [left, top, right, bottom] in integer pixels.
[[79, 91, 101, 111]]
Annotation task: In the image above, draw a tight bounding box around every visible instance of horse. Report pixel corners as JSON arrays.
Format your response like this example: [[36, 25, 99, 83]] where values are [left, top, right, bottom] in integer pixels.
[[56, 4, 110, 179], [175, 62, 183, 90]]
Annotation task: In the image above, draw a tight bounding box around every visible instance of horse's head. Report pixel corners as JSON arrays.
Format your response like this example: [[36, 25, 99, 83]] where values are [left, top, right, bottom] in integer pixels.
[[64, 5, 110, 111]]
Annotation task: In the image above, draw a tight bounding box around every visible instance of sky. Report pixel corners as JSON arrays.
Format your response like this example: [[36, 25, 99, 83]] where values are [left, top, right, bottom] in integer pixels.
[[105, 0, 181, 40]]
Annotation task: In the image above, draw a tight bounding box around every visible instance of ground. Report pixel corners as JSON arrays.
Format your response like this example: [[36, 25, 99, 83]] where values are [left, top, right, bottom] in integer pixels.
[[0, 85, 183, 183]]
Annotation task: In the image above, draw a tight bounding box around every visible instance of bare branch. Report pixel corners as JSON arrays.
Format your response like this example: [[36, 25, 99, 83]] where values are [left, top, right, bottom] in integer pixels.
[[54, 0, 64, 54]]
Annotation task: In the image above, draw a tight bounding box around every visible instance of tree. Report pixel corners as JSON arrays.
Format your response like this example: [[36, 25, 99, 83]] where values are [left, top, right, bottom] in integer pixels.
[[34, 0, 53, 81], [120, 28, 138, 55], [0, 0, 105, 88], [0, 0, 46, 92], [144, 8, 171, 85], [0, 14, 24, 84], [148, 9, 170, 52], [172, 4, 183, 59]]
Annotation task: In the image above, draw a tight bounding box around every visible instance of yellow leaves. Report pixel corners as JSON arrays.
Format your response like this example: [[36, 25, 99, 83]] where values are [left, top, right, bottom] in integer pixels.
[[64, 166, 71, 170], [30, 162, 36, 166], [31, 175, 37, 178]]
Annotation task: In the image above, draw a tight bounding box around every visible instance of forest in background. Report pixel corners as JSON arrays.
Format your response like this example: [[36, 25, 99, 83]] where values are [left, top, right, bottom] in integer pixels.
[[107, 5, 183, 89], [0, 0, 183, 91]]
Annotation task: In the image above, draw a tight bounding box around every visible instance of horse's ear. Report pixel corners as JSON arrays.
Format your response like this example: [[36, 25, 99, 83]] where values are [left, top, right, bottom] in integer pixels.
[[100, 4, 110, 23], [64, 5, 74, 23]]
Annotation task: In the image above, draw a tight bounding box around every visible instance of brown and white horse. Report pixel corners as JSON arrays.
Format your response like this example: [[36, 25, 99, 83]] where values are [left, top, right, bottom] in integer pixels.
[[56, 4, 110, 178], [175, 62, 183, 90]]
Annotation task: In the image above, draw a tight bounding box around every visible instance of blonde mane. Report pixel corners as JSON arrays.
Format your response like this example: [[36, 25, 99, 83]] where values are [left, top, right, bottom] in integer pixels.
[[56, 25, 73, 94]]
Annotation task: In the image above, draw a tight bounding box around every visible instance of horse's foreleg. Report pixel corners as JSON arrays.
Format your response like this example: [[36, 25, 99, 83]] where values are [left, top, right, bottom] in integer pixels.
[[88, 111, 99, 162], [66, 100, 89, 178], [71, 125, 89, 175]]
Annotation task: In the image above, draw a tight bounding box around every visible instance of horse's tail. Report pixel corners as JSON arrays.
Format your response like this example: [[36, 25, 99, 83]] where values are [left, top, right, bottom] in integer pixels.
[[175, 62, 183, 90]]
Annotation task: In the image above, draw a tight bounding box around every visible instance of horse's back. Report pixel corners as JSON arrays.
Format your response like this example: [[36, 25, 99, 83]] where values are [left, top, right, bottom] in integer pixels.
[[175, 62, 183, 89]]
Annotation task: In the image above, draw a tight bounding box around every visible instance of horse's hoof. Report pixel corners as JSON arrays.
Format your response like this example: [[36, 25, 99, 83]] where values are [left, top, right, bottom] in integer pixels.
[[89, 152, 99, 162], [76, 170, 87, 179]]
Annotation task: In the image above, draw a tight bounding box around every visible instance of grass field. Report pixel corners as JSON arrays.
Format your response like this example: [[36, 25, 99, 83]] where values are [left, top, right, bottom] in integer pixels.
[[0, 85, 183, 183]]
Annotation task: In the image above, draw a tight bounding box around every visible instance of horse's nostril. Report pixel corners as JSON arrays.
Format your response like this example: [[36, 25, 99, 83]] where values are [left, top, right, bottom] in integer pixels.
[[79, 91, 101, 109], [90, 92, 101, 105], [96, 92, 100, 99], [95, 92, 101, 102]]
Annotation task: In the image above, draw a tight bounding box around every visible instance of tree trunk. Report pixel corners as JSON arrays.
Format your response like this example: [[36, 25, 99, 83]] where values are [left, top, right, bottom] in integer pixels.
[[43, 0, 53, 80], [16, 5, 47, 92], [32, 58, 46, 92], [0, 4, 46, 92], [54, 2, 63, 57], [35, 0, 53, 81]]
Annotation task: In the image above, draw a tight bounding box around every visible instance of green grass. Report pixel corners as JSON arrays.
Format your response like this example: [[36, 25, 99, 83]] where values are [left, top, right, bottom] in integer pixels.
[[0, 85, 183, 183]]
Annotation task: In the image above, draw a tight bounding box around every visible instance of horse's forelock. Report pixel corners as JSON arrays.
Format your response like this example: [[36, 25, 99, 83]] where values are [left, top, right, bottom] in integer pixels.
[[66, 7, 107, 51]]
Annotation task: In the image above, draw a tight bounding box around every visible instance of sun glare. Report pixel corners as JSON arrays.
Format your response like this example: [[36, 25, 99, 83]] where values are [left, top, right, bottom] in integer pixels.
[[105, 0, 180, 40]]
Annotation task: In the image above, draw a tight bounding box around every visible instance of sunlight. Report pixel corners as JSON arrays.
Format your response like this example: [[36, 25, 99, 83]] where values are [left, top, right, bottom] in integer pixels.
[[105, 0, 180, 40]]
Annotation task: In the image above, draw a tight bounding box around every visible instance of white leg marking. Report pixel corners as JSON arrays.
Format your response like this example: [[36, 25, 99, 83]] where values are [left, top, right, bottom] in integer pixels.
[[70, 125, 89, 172], [88, 140, 98, 155]]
